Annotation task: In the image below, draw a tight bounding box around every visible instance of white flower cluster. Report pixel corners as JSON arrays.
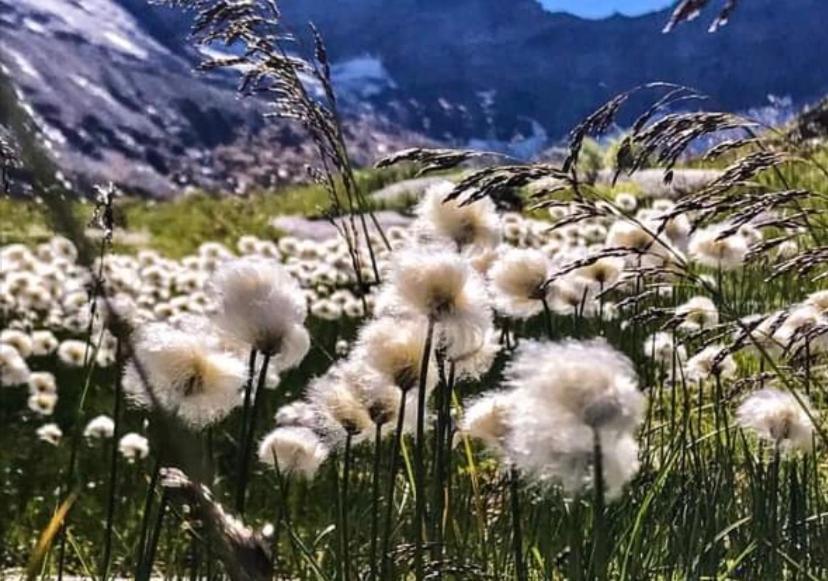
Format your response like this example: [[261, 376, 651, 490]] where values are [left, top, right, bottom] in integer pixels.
[[2, 179, 818, 494], [464, 339, 645, 500]]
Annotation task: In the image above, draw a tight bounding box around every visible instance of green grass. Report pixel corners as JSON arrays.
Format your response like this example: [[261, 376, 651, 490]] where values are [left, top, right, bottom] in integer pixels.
[[4, 139, 828, 580], [1, 166, 417, 257]]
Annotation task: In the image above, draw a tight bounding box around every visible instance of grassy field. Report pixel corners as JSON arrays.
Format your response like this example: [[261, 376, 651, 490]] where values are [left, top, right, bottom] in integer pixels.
[[3, 124, 828, 581]]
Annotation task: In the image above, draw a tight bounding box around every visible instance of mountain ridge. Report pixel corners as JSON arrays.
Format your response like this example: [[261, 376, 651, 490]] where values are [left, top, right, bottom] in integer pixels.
[[1, 0, 826, 196]]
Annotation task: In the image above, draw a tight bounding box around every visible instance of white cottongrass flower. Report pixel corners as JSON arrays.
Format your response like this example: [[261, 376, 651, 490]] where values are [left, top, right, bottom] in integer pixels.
[[124, 322, 246, 429], [508, 395, 640, 499], [335, 339, 350, 356], [445, 324, 501, 381], [736, 388, 817, 454], [773, 304, 824, 351], [311, 298, 343, 321], [688, 224, 748, 270], [606, 220, 658, 253], [275, 401, 318, 429], [502, 339, 644, 499], [549, 275, 597, 317], [381, 246, 490, 336], [84, 415, 115, 440], [37, 423, 63, 446], [343, 298, 365, 319], [415, 181, 500, 249], [50, 236, 78, 261], [738, 312, 786, 357], [805, 289, 828, 312], [57, 339, 91, 367], [460, 392, 513, 451], [28, 392, 58, 416], [338, 360, 401, 429], [660, 213, 692, 249], [738, 224, 762, 246], [643, 332, 687, 365], [575, 256, 624, 289], [684, 345, 736, 381], [307, 371, 374, 442], [1, 329, 33, 359], [488, 247, 551, 319], [614, 192, 638, 212], [209, 258, 310, 369], [258, 426, 329, 478], [1, 344, 30, 386], [31, 330, 59, 356], [119, 433, 150, 462], [508, 339, 644, 432], [28, 371, 57, 395], [676, 296, 719, 331], [355, 318, 438, 393]]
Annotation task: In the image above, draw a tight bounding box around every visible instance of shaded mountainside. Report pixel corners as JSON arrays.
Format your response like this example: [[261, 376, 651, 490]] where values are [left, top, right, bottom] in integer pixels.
[[1, 0, 827, 196], [0, 0, 426, 196], [279, 0, 828, 148]]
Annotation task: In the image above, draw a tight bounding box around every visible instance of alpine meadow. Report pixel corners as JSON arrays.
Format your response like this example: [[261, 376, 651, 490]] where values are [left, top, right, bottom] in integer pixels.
[[3, 0, 828, 579]]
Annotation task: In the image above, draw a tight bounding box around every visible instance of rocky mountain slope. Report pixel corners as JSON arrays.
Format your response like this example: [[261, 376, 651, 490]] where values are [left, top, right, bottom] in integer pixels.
[[0, 0, 423, 196], [1, 0, 826, 196], [279, 0, 828, 148]]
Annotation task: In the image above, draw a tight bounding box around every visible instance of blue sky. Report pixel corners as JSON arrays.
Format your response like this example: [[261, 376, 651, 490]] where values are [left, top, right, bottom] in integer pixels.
[[540, 0, 674, 19]]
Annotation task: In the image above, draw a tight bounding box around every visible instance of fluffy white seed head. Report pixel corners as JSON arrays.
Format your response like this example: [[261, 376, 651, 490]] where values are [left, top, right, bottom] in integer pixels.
[[460, 392, 512, 451], [676, 296, 719, 331], [1, 329, 33, 359], [738, 312, 786, 357], [506, 339, 644, 432], [442, 322, 502, 382], [643, 332, 687, 365], [415, 181, 500, 249], [28, 391, 58, 416], [208, 258, 308, 360], [334, 360, 400, 428], [356, 317, 438, 393], [736, 388, 816, 454], [307, 371, 374, 442], [488, 247, 550, 319], [124, 323, 246, 429], [37, 423, 63, 446], [258, 426, 329, 478], [805, 290, 828, 312], [28, 371, 56, 395], [773, 305, 823, 351], [685, 345, 736, 381], [688, 224, 748, 270], [84, 415, 115, 440], [275, 401, 318, 429], [57, 340, 90, 367], [0, 344, 30, 386], [384, 247, 490, 334], [614, 192, 638, 212], [119, 433, 150, 462], [31, 330, 59, 356], [507, 393, 640, 499], [575, 256, 624, 288]]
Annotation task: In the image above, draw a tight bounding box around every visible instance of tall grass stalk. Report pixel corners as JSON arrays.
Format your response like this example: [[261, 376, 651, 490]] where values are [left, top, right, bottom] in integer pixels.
[[414, 317, 436, 580], [591, 428, 607, 579], [380, 389, 409, 578], [99, 339, 123, 580], [137, 490, 169, 581], [236, 352, 273, 515], [134, 456, 163, 578], [369, 423, 383, 581], [509, 467, 527, 581], [338, 432, 354, 581]]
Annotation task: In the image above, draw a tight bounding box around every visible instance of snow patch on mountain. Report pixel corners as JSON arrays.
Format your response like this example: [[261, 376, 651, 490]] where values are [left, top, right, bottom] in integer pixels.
[[331, 55, 396, 98]]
